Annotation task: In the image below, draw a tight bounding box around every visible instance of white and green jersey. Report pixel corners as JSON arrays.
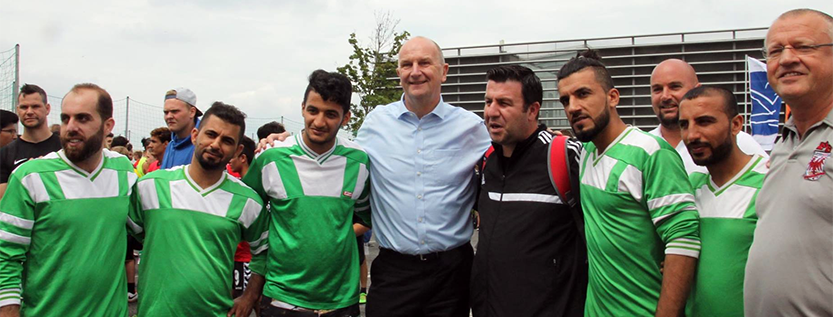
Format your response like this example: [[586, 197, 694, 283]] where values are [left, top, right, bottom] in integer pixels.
[[580, 126, 700, 316], [243, 134, 371, 310], [688, 154, 766, 317], [0, 149, 136, 316], [127, 165, 267, 317]]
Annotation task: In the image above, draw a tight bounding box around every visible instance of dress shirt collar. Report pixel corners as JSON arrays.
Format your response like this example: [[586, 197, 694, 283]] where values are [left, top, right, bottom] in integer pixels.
[[395, 95, 450, 120]]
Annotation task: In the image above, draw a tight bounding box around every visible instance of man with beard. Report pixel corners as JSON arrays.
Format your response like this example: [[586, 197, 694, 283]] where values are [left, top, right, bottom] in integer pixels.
[[557, 50, 699, 317], [0, 84, 62, 199], [649, 59, 767, 174], [0, 83, 136, 316], [471, 65, 587, 317], [231, 70, 370, 317], [127, 102, 268, 317], [160, 87, 202, 169], [679, 86, 766, 317], [745, 9, 833, 316]]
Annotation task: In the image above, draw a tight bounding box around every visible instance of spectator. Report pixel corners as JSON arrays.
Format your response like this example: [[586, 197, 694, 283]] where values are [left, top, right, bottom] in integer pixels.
[[0, 110, 18, 148]]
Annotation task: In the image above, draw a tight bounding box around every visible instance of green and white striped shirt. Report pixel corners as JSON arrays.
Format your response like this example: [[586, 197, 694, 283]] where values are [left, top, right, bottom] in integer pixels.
[[580, 126, 701, 316], [0, 149, 136, 316]]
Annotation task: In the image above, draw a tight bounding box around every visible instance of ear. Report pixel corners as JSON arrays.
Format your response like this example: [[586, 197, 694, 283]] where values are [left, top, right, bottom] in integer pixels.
[[103, 117, 116, 135], [528, 102, 541, 122], [301, 102, 306, 111], [45, 103, 52, 115], [441, 63, 449, 83], [341, 110, 352, 127], [731, 114, 743, 136], [189, 106, 197, 120], [607, 88, 620, 108], [191, 127, 199, 145]]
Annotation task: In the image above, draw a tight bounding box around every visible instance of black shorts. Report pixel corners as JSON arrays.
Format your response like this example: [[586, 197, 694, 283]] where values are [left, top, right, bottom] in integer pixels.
[[232, 261, 251, 298], [357, 236, 365, 265], [126, 235, 143, 261]]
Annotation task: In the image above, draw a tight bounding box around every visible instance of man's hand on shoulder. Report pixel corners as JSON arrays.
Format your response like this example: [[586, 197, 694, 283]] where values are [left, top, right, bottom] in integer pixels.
[[256, 132, 291, 153]]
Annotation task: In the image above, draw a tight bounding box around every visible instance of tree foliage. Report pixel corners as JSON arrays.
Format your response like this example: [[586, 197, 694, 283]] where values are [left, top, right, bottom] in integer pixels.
[[337, 12, 409, 135]]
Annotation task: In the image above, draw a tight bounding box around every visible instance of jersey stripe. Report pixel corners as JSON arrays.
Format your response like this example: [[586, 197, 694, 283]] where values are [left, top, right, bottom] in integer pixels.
[[20, 173, 49, 203], [0, 212, 34, 230], [648, 193, 695, 212], [0, 229, 30, 245], [262, 162, 288, 199], [488, 192, 563, 204], [238, 198, 263, 229], [293, 155, 346, 198], [56, 169, 121, 199], [170, 180, 234, 217]]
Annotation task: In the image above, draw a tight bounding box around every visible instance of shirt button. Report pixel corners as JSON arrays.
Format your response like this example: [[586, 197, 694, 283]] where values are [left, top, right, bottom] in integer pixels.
[[420, 240, 425, 245], [417, 172, 422, 176], [418, 127, 423, 131], [417, 194, 423, 200], [418, 217, 423, 222], [417, 149, 422, 154]]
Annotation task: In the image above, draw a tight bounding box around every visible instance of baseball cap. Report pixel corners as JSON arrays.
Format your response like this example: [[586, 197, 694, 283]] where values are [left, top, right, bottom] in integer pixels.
[[165, 87, 202, 117]]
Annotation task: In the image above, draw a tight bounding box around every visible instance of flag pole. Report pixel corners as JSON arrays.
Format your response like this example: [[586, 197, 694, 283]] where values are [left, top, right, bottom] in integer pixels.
[[744, 55, 750, 133]]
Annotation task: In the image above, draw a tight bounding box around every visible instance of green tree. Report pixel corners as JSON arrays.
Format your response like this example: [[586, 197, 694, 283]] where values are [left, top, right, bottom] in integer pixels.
[[337, 12, 409, 135]]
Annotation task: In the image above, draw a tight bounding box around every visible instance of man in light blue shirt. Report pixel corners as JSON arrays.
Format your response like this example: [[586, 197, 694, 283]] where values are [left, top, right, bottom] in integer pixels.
[[357, 36, 490, 317]]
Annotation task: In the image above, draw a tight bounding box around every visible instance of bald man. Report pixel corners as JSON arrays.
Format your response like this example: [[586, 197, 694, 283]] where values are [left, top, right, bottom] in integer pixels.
[[649, 59, 768, 174], [356, 36, 490, 317], [745, 9, 833, 316]]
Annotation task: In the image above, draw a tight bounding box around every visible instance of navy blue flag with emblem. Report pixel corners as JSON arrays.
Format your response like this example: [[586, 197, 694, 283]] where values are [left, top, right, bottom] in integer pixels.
[[748, 56, 782, 151]]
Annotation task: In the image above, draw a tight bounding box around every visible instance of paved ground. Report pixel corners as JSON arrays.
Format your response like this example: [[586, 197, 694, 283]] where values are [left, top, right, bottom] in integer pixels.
[[128, 230, 480, 316]]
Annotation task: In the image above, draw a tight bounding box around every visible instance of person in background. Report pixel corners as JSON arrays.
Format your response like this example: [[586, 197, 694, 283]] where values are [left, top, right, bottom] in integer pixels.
[[0, 110, 18, 148], [257, 121, 286, 140], [145, 127, 171, 173], [50, 124, 60, 134], [160, 88, 201, 169], [227, 135, 257, 301], [0, 84, 62, 199], [105, 132, 114, 149]]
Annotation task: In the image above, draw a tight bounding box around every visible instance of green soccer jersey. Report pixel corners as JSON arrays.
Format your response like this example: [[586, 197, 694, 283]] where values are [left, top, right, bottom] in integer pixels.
[[127, 165, 268, 317], [688, 154, 766, 317], [580, 127, 701, 316], [0, 149, 136, 316], [243, 134, 371, 310]]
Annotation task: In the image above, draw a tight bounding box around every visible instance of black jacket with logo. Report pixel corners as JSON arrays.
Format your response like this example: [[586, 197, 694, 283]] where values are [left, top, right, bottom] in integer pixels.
[[471, 127, 587, 317]]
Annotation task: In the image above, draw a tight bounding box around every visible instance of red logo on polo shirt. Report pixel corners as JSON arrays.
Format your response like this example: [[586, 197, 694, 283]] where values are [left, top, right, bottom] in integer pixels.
[[343, 191, 353, 198], [804, 141, 831, 181]]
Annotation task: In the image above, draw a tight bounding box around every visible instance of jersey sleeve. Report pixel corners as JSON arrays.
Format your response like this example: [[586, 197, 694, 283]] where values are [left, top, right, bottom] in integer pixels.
[[242, 196, 269, 275], [242, 155, 267, 203], [0, 172, 36, 307], [354, 176, 371, 228], [126, 179, 147, 242], [643, 148, 701, 258]]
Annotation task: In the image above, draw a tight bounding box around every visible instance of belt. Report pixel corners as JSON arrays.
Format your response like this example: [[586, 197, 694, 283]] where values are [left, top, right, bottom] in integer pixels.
[[266, 299, 358, 317], [380, 243, 469, 262]]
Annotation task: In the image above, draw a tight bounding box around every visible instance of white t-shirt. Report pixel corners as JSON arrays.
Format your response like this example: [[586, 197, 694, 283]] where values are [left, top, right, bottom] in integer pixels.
[[648, 125, 769, 175]]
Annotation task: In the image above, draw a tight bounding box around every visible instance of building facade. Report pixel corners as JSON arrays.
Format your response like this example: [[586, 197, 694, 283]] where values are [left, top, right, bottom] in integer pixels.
[[439, 28, 777, 131]]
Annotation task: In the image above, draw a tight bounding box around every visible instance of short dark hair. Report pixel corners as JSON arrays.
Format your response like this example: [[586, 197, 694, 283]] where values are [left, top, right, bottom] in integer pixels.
[[486, 65, 543, 115], [557, 50, 615, 91], [150, 127, 171, 143], [257, 121, 286, 140], [67, 83, 114, 121], [19, 84, 48, 104], [681, 85, 739, 118], [1, 110, 18, 127], [198, 101, 247, 142], [302, 69, 352, 114], [238, 136, 256, 165], [111, 136, 129, 148], [107, 132, 114, 138], [141, 137, 151, 148]]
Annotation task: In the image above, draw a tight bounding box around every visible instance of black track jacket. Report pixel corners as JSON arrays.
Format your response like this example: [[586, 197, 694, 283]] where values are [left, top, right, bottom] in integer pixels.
[[471, 127, 587, 317]]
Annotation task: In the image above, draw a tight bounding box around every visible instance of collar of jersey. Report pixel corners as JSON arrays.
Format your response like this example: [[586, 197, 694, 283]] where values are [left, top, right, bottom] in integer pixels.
[[182, 164, 227, 196], [58, 150, 106, 181], [708, 154, 764, 196], [591, 126, 635, 166], [296, 133, 338, 164]]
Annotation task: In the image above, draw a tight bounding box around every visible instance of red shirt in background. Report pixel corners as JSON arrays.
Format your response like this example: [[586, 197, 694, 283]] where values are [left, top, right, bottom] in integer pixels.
[[228, 163, 250, 262]]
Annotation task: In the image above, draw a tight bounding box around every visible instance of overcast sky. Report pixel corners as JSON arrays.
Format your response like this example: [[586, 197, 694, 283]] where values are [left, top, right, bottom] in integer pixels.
[[1, 0, 830, 139]]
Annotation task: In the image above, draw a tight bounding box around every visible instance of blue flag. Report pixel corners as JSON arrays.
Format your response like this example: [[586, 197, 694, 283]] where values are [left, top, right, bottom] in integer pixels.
[[748, 56, 781, 151]]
